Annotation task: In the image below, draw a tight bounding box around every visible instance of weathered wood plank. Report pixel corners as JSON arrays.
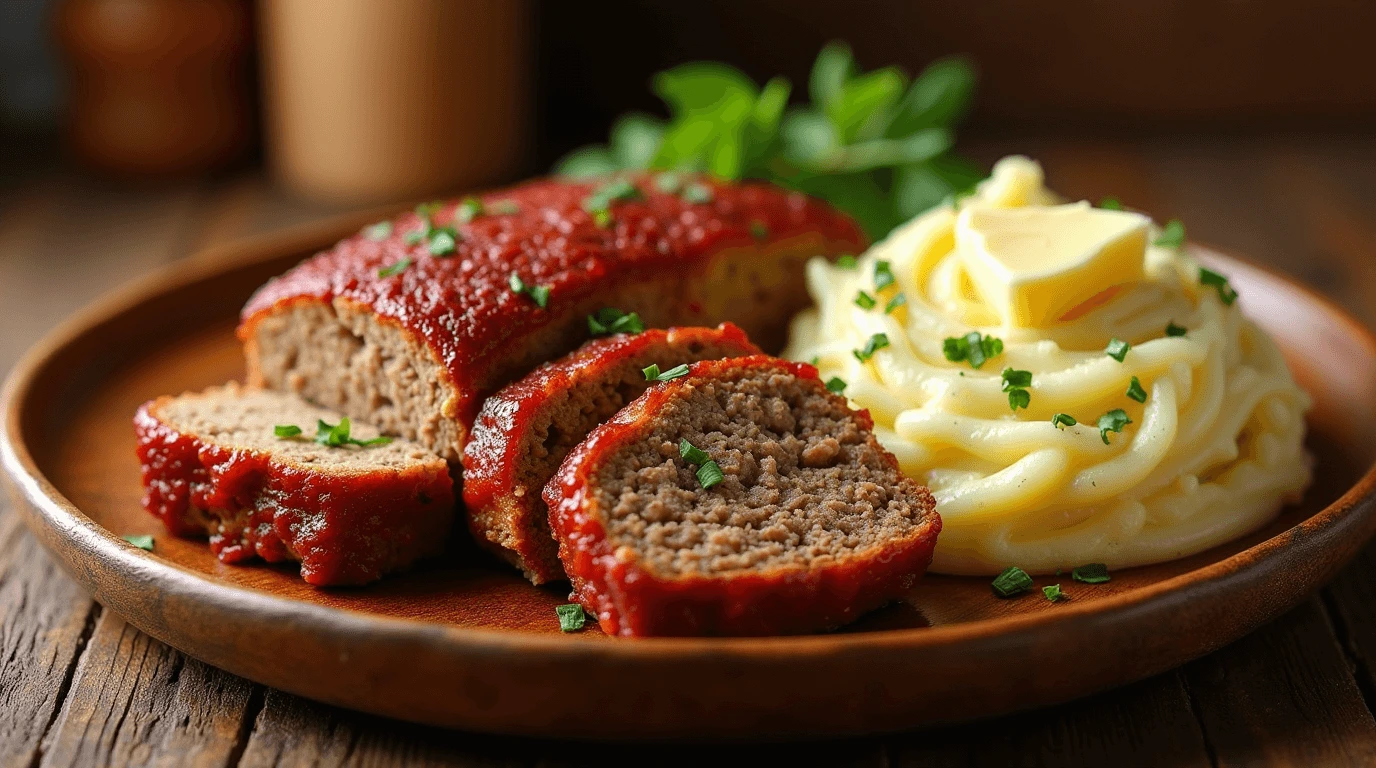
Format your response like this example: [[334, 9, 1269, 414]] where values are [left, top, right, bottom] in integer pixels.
[[1184, 598, 1376, 767]]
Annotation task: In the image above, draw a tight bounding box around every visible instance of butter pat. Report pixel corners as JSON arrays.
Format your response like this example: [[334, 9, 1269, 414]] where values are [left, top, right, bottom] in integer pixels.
[[956, 201, 1150, 327]]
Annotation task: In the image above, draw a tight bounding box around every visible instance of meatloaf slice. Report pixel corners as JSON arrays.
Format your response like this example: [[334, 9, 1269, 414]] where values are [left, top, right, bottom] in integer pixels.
[[239, 176, 864, 461], [134, 383, 454, 586], [544, 356, 941, 637], [463, 323, 762, 584]]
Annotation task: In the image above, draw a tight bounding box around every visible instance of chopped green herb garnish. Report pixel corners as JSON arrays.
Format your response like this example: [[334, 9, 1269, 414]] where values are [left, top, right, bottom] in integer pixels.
[[314, 417, 392, 448], [488, 199, 521, 215], [274, 424, 303, 438], [1000, 367, 1032, 390], [854, 291, 877, 310], [377, 258, 411, 278], [825, 376, 847, 394], [679, 439, 711, 465], [1043, 584, 1067, 602], [592, 208, 613, 228], [1165, 321, 1188, 337], [1051, 413, 1077, 429], [427, 227, 458, 256], [835, 254, 858, 269], [1154, 219, 1186, 249], [750, 220, 770, 240], [587, 307, 645, 336], [679, 439, 724, 490], [403, 228, 426, 246], [364, 221, 392, 240], [874, 260, 896, 290], [1007, 388, 1030, 410], [1199, 267, 1238, 305], [1097, 409, 1132, 445], [1126, 376, 1147, 403], [1072, 563, 1111, 584], [457, 196, 483, 222], [943, 331, 1002, 369], [695, 460, 725, 490], [1099, 198, 1123, 211], [123, 534, 154, 551], [643, 363, 690, 382], [654, 172, 682, 194], [885, 292, 907, 314], [583, 179, 643, 214], [508, 273, 551, 308], [1105, 338, 1131, 362], [991, 566, 1033, 598], [556, 603, 590, 632], [681, 183, 713, 204], [853, 332, 890, 362], [809, 356, 820, 366], [414, 201, 442, 221]]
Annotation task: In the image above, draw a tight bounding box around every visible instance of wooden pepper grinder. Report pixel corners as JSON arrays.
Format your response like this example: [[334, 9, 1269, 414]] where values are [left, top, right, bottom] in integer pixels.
[[52, 0, 254, 177]]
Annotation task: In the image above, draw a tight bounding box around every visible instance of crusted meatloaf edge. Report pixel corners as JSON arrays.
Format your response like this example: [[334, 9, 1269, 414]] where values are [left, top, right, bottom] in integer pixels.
[[462, 323, 762, 584], [542, 355, 941, 637], [134, 383, 455, 586]]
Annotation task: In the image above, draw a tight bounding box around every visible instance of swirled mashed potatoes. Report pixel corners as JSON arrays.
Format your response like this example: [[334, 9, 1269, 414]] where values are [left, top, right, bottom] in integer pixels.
[[784, 156, 1311, 575]]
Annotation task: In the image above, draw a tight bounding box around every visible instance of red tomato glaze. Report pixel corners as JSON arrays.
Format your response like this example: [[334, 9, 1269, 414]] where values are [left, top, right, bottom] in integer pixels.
[[543, 355, 942, 637], [134, 403, 454, 586]]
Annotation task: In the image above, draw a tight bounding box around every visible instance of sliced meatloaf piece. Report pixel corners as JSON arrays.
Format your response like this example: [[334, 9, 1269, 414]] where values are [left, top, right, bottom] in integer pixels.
[[543, 356, 941, 637], [239, 176, 864, 461], [134, 383, 454, 586], [463, 323, 762, 584]]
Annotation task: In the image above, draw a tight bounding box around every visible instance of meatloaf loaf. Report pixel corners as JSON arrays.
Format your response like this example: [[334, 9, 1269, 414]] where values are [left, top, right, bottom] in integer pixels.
[[239, 176, 864, 461], [135, 383, 454, 586], [544, 356, 941, 637], [463, 323, 761, 584]]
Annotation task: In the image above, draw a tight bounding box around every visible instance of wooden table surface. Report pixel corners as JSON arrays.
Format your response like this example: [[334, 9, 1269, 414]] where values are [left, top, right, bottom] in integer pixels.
[[4, 137, 1376, 768]]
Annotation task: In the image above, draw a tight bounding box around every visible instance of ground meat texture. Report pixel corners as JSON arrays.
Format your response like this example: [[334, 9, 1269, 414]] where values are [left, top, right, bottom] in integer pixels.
[[239, 176, 864, 461], [463, 323, 761, 584], [544, 356, 941, 637], [134, 383, 454, 586]]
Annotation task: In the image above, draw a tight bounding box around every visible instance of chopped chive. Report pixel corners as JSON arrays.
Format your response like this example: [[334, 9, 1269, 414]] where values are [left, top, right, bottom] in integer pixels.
[[696, 461, 725, 490], [123, 534, 154, 551], [313, 417, 392, 448], [427, 227, 458, 256], [1072, 563, 1111, 584], [457, 196, 483, 223], [587, 307, 645, 336], [884, 292, 907, 314], [1126, 376, 1147, 403], [992, 566, 1033, 598], [1105, 338, 1131, 362], [854, 291, 877, 310], [679, 439, 711, 465], [274, 424, 303, 438], [750, 220, 770, 241], [556, 603, 589, 632], [654, 172, 682, 194], [509, 273, 551, 308], [1043, 584, 1067, 602], [1051, 413, 1077, 429], [488, 199, 521, 215], [1097, 409, 1132, 445], [835, 254, 858, 269], [874, 260, 895, 290], [1165, 321, 1188, 337], [643, 363, 689, 382], [377, 258, 411, 278], [1099, 198, 1123, 211], [1199, 267, 1238, 305], [681, 183, 713, 204], [364, 221, 392, 240], [853, 333, 890, 362], [825, 376, 847, 394], [1154, 219, 1186, 249], [403, 228, 426, 246], [508, 272, 526, 294]]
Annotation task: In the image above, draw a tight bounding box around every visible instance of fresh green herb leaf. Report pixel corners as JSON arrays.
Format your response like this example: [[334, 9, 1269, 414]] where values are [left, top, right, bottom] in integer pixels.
[[874, 260, 895, 290], [750, 220, 770, 240], [1072, 563, 1111, 584], [509, 273, 551, 308], [944, 331, 1003, 369], [583, 179, 643, 213], [835, 254, 858, 269], [587, 307, 645, 336], [885, 292, 907, 314], [556, 603, 589, 632], [1097, 409, 1132, 445], [696, 460, 725, 490], [508, 272, 526, 294], [1001, 368, 1032, 390], [853, 332, 890, 362], [809, 356, 820, 366], [943, 336, 968, 363], [488, 199, 521, 215], [1007, 388, 1030, 410], [274, 424, 303, 438], [825, 376, 847, 393], [1154, 219, 1186, 249], [1051, 413, 1077, 429], [1165, 321, 1188, 337], [457, 196, 483, 222], [1099, 198, 1123, 211], [123, 534, 154, 551], [427, 227, 458, 256], [365, 221, 392, 240], [854, 290, 877, 310], [679, 439, 711, 465], [403, 228, 426, 246], [592, 208, 613, 228], [377, 258, 411, 278], [1043, 584, 1067, 602], [1199, 267, 1238, 305], [1105, 338, 1131, 362], [643, 363, 690, 382], [654, 172, 682, 194], [414, 201, 441, 221], [681, 183, 714, 204], [991, 566, 1033, 598], [313, 417, 393, 448], [1126, 376, 1147, 403]]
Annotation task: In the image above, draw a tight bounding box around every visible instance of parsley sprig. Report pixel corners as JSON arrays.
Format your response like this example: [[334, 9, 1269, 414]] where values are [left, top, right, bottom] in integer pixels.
[[943, 331, 1002, 369], [680, 439, 725, 490]]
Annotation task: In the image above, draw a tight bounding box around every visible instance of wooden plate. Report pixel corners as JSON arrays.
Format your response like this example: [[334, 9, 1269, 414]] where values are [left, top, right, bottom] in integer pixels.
[[4, 213, 1376, 740]]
